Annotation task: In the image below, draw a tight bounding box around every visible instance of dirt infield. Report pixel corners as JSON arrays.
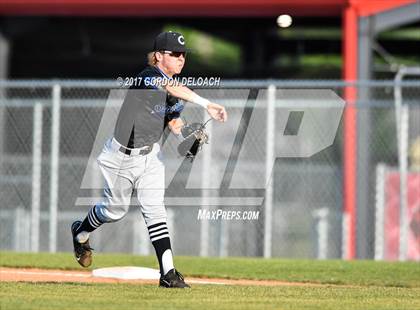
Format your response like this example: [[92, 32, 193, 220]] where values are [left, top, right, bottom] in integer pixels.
[[0, 267, 327, 287]]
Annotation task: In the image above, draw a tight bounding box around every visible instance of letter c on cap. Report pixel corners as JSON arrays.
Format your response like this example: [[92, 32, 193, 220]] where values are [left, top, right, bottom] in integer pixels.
[[178, 35, 185, 45]]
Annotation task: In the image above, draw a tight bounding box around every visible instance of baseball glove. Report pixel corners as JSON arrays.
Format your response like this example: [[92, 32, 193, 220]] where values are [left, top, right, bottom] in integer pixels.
[[177, 121, 210, 161]]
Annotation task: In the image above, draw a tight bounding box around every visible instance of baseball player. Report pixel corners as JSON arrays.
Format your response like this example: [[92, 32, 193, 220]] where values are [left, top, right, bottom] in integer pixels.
[[71, 31, 227, 288]]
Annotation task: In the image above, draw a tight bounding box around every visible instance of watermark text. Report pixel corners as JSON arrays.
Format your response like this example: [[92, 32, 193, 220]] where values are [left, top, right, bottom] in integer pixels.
[[197, 209, 260, 221]]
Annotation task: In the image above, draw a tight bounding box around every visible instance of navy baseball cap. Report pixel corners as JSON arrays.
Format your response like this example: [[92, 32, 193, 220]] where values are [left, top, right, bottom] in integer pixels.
[[153, 31, 188, 52]]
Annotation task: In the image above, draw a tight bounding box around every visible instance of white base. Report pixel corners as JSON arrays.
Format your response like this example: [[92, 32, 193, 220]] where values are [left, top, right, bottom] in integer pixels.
[[92, 266, 160, 280]]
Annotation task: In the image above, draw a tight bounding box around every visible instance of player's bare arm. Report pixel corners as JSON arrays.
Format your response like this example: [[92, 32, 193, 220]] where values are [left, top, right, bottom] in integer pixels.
[[164, 83, 228, 122], [153, 50, 227, 123]]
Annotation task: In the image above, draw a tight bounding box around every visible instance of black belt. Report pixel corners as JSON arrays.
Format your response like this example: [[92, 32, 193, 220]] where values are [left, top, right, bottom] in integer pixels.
[[119, 145, 152, 156]]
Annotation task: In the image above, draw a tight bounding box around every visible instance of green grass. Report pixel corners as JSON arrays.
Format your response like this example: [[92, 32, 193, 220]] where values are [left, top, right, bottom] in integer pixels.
[[1, 252, 420, 310], [1, 251, 420, 287], [1, 282, 419, 310]]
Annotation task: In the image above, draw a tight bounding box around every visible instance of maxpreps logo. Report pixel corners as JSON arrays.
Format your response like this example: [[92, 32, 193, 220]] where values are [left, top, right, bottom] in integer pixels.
[[78, 88, 345, 208]]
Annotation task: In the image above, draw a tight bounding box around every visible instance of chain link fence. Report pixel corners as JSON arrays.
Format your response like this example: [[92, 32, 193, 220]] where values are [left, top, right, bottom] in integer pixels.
[[0, 80, 419, 260]]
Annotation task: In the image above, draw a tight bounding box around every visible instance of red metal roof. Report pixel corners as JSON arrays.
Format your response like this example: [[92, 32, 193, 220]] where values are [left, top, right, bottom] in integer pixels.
[[350, 0, 418, 17], [0, 0, 416, 17], [1, 0, 345, 17]]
